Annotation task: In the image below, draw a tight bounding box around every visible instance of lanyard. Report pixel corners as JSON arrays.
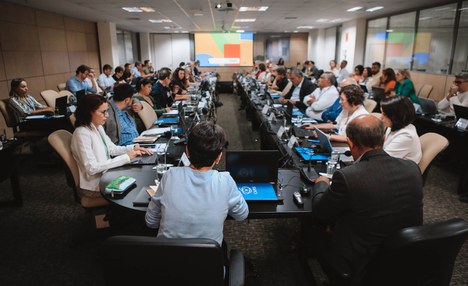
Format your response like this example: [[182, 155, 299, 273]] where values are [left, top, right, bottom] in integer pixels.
[[98, 129, 109, 159]]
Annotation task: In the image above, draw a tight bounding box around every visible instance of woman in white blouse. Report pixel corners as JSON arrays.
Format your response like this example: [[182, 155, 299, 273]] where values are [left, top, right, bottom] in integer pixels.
[[71, 94, 152, 198], [380, 96, 422, 164], [304, 84, 368, 142]]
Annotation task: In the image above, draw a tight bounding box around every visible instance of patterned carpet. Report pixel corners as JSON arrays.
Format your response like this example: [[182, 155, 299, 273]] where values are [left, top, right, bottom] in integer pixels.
[[0, 92, 466, 285]]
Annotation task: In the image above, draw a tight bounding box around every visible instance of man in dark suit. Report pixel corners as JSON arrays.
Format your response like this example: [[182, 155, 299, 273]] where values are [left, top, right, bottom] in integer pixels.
[[279, 68, 315, 112], [311, 114, 423, 285]]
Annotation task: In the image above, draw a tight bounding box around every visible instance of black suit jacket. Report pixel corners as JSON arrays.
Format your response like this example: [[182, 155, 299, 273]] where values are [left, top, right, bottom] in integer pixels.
[[312, 149, 423, 284], [284, 78, 316, 112], [151, 80, 173, 109]]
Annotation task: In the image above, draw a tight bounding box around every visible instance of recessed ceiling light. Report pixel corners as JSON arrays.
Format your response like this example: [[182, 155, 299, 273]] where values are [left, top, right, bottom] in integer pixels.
[[297, 26, 314, 29], [293, 30, 299, 33], [366, 6, 384, 12], [181, 31, 189, 33], [239, 6, 268, 12], [386, 29, 394, 32], [316, 19, 329, 23], [140, 7, 155, 12], [193, 13, 204, 16], [236, 30, 245, 32], [163, 26, 171, 30], [419, 16, 432, 20], [331, 18, 342, 23], [347, 7, 363, 12], [122, 7, 142, 13], [148, 19, 172, 23], [234, 19, 256, 22]]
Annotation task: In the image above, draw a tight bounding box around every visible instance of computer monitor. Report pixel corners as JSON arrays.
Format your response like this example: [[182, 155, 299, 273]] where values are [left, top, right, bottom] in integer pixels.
[[453, 104, 468, 120], [55, 95, 68, 115]]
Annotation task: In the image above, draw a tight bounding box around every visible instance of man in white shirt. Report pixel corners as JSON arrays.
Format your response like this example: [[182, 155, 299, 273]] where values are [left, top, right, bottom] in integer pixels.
[[303, 72, 339, 120], [368, 62, 382, 88], [437, 72, 468, 114], [336, 60, 350, 85], [98, 64, 116, 93]]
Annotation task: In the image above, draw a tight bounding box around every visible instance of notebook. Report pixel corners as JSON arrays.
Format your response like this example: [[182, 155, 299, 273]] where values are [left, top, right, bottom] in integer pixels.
[[226, 150, 280, 201]]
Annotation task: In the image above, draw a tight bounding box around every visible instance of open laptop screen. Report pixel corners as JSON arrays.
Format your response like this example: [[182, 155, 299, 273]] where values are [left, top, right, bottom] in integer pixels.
[[226, 150, 279, 183]]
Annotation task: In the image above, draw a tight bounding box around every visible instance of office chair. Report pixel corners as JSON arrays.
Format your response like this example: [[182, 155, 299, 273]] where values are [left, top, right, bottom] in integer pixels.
[[418, 84, 433, 99], [414, 83, 423, 96], [57, 82, 66, 91], [102, 236, 245, 286], [137, 100, 157, 130], [419, 132, 449, 184], [40, 89, 61, 108], [363, 98, 377, 113], [321, 218, 468, 286], [0, 98, 48, 140], [48, 130, 109, 225], [58, 90, 74, 104]]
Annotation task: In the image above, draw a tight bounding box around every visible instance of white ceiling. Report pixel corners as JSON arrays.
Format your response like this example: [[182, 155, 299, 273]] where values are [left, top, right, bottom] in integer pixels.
[[4, 0, 456, 33]]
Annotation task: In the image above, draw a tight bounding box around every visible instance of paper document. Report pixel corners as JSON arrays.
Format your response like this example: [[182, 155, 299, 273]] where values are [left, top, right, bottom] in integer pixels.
[[141, 127, 170, 136]]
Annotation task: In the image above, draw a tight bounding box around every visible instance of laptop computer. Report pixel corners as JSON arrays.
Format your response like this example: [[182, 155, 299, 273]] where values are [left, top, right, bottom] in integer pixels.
[[130, 153, 158, 165], [453, 104, 468, 120], [371, 87, 386, 102], [55, 95, 68, 115], [360, 84, 368, 93], [226, 150, 280, 201], [418, 97, 438, 116], [315, 128, 353, 163]]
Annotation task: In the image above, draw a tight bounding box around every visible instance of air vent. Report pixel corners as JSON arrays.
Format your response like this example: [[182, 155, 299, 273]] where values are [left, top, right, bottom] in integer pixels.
[[284, 17, 298, 19], [126, 17, 140, 20]]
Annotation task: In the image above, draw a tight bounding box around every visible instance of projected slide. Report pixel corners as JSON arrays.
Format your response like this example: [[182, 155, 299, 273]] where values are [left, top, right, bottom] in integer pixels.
[[195, 33, 253, 67]]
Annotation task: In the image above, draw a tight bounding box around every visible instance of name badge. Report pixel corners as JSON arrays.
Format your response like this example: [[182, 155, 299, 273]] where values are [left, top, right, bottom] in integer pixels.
[[277, 126, 285, 138], [262, 105, 269, 115]]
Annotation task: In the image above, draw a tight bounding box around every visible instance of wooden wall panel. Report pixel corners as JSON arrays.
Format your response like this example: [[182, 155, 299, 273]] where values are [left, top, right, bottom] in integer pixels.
[[39, 27, 68, 52], [0, 23, 40, 52], [0, 2, 36, 25], [42, 52, 70, 74], [3, 52, 44, 79], [36, 10, 64, 29]]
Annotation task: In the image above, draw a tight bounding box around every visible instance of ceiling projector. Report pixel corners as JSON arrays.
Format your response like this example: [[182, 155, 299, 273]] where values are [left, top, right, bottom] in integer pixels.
[[215, 2, 235, 11]]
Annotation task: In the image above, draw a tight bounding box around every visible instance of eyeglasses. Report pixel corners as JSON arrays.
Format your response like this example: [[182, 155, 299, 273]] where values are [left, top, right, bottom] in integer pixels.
[[99, 109, 109, 116], [453, 80, 467, 85]]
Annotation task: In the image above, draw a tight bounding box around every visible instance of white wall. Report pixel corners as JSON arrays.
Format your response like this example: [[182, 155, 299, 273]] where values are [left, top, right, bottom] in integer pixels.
[[97, 21, 119, 70], [150, 34, 191, 70], [339, 18, 366, 70]]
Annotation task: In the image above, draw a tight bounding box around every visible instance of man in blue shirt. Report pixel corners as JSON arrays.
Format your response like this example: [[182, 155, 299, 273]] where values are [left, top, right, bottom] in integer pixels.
[[66, 65, 97, 103], [104, 83, 142, 146]]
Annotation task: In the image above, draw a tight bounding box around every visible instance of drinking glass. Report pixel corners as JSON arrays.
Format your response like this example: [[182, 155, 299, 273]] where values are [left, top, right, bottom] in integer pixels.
[[170, 125, 178, 140], [156, 144, 169, 176], [296, 115, 303, 126]]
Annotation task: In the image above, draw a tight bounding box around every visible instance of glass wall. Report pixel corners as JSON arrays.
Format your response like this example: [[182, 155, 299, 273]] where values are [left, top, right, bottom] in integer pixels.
[[385, 12, 416, 70], [364, 18, 387, 67], [453, 1, 468, 73], [413, 3, 457, 74], [266, 36, 290, 63], [364, 0, 464, 75]]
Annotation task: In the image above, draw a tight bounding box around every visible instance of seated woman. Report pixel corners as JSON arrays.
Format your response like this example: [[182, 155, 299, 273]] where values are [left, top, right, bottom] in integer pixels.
[[145, 121, 249, 246], [359, 67, 372, 92], [134, 78, 170, 117], [269, 67, 292, 96], [303, 84, 368, 142], [8, 78, 55, 122], [394, 69, 420, 104], [380, 96, 422, 164], [380, 68, 396, 97], [170, 67, 190, 92], [71, 94, 152, 198]]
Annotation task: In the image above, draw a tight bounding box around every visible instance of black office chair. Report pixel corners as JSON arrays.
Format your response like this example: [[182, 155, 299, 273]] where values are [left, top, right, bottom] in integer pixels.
[[102, 236, 245, 286], [322, 218, 468, 286]]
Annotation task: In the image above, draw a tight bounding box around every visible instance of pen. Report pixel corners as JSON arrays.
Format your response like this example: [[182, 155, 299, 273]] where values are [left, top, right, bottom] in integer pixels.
[[308, 139, 320, 143]]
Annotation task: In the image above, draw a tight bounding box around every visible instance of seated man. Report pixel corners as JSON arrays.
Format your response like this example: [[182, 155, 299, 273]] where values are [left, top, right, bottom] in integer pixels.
[[66, 64, 97, 102], [122, 63, 135, 83], [269, 66, 292, 96], [105, 83, 142, 146], [151, 68, 189, 109], [303, 72, 338, 120], [112, 66, 125, 83], [310, 114, 423, 285], [437, 72, 468, 114], [278, 68, 316, 112], [145, 121, 249, 246], [97, 64, 116, 93]]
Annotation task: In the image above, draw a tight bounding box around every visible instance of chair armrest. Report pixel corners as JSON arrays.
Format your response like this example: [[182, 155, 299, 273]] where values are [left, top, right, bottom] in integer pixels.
[[229, 250, 245, 286]]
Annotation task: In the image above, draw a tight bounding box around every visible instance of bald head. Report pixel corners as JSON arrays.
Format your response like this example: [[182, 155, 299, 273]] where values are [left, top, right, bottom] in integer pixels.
[[340, 77, 358, 88], [346, 114, 385, 150]]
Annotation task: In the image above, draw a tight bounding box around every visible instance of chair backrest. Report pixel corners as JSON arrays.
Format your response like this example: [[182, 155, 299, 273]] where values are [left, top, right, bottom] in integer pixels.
[[0, 98, 17, 128], [57, 82, 66, 91], [48, 130, 79, 189], [40, 90, 61, 108], [418, 132, 448, 181], [418, 84, 433, 99], [138, 100, 157, 130], [414, 83, 423, 96], [58, 90, 74, 104], [102, 236, 225, 285], [363, 98, 377, 113], [364, 218, 468, 286]]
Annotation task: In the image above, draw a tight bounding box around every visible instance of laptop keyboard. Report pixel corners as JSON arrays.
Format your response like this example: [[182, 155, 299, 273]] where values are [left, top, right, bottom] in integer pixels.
[[131, 154, 158, 165]]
